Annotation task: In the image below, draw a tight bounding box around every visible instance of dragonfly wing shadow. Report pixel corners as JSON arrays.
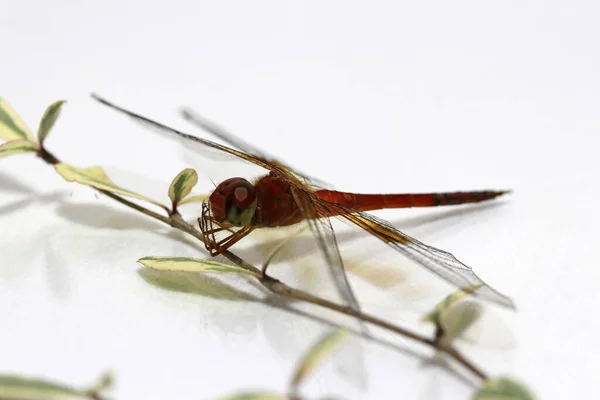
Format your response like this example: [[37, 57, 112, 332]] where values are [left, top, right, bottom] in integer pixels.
[[238, 201, 509, 264]]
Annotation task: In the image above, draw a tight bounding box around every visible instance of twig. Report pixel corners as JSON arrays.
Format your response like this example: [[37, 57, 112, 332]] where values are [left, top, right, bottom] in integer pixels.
[[38, 146, 488, 381]]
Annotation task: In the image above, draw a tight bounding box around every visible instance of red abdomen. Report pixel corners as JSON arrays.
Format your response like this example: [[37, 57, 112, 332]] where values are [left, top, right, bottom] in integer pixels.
[[251, 171, 509, 227], [315, 190, 509, 212]]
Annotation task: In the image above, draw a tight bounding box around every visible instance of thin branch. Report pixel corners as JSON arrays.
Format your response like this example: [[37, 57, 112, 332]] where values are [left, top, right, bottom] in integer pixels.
[[37, 147, 488, 381], [442, 345, 487, 380]]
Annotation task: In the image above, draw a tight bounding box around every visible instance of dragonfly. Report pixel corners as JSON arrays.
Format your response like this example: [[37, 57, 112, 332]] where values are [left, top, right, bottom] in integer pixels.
[[91, 94, 515, 311]]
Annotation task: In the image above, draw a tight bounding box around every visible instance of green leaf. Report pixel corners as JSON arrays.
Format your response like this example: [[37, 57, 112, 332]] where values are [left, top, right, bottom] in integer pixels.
[[82, 372, 112, 397], [37, 100, 66, 146], [422, 284, 483, 324], [54, 163, 167, 210], [217, 392, 284, 400], [178, 194, 210, 206], [473, 377, 536, 400], [0, 139, 37, 158], [168, 168, 198, 206], [0, 97, 34, 141], [290, 329, 350, 389], [439, 300, 482, 341], [138, 256, 260, 277], [0, 375, 77, 399], [0, 371, 112, 400]]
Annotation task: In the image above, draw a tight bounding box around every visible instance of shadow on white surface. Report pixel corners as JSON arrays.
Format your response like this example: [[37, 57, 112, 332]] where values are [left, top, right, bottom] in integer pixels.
[[136, 262, 488, 392], [55, 202, 165, 232], [0, 171, 36, 195]]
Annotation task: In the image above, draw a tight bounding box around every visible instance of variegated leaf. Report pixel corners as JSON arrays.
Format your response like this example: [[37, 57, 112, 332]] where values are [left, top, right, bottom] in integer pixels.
[[439, 300, 482, 341], [138, 256, 260, 277], [168, 168, 198, 206], [0, 139, 37, 158], [54, 163, 167, 210], [0, 371, 112, 400], [422, 284, 483, 324], [38, 100, 66, 146], [0, 97, 34, 141], [472, 377, 536, 400]]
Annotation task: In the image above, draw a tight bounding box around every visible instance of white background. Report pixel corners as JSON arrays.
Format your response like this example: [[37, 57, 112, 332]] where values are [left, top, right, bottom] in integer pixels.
[[1, 1, 599, 399]]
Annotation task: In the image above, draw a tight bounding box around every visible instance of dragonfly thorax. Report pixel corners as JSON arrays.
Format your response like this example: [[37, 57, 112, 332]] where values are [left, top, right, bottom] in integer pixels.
[[209, 177, 258, 227]]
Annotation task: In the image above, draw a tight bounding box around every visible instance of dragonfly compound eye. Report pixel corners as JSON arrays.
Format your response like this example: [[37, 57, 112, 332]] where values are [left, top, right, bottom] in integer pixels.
[[223, 179, 258, 227]]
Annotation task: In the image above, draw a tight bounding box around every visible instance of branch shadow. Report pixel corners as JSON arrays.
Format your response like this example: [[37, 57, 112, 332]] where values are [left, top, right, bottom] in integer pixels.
[[0, 191, 67, 218], [0, 171, 45, 216], [0, 171, 36, 195], [54, 203, 210, 258], [137, 267, 479, 389], [55, 203, 165, 231], [139, 266, 426, 359]]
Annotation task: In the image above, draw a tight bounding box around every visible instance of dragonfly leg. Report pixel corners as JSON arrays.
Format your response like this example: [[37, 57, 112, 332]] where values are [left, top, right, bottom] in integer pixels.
[[210, 225, 255, 256], [201, 225, 231, 235], [200, 224, 254, 256], [198, 201, 255, 256], [198, 202, 222, 254]]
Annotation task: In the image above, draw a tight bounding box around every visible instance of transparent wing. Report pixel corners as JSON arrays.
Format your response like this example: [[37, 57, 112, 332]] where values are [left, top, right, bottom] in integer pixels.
[[290, 187, 362, 312], [179, 108, 279, 166], [290, 186, 366, 388], [323, 202, 515, 309], [180, 107, 332, 189], [91, 94, 281, 173]]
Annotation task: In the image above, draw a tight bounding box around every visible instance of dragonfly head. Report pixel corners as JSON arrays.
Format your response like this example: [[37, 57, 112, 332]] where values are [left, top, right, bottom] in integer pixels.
[[209, 177, 258, 227]]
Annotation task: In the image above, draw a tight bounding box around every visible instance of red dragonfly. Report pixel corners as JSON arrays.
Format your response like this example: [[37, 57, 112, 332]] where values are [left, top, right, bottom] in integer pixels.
[[92, 94, 515, 311]]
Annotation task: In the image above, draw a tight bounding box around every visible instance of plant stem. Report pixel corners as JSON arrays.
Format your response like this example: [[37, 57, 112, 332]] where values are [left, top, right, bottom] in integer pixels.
[[443, 345, 487, 380], [39, 148, 488, 382]]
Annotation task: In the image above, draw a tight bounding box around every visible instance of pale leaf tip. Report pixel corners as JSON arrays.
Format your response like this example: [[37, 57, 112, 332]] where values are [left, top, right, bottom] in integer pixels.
[[473, 377, 536, 400]]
